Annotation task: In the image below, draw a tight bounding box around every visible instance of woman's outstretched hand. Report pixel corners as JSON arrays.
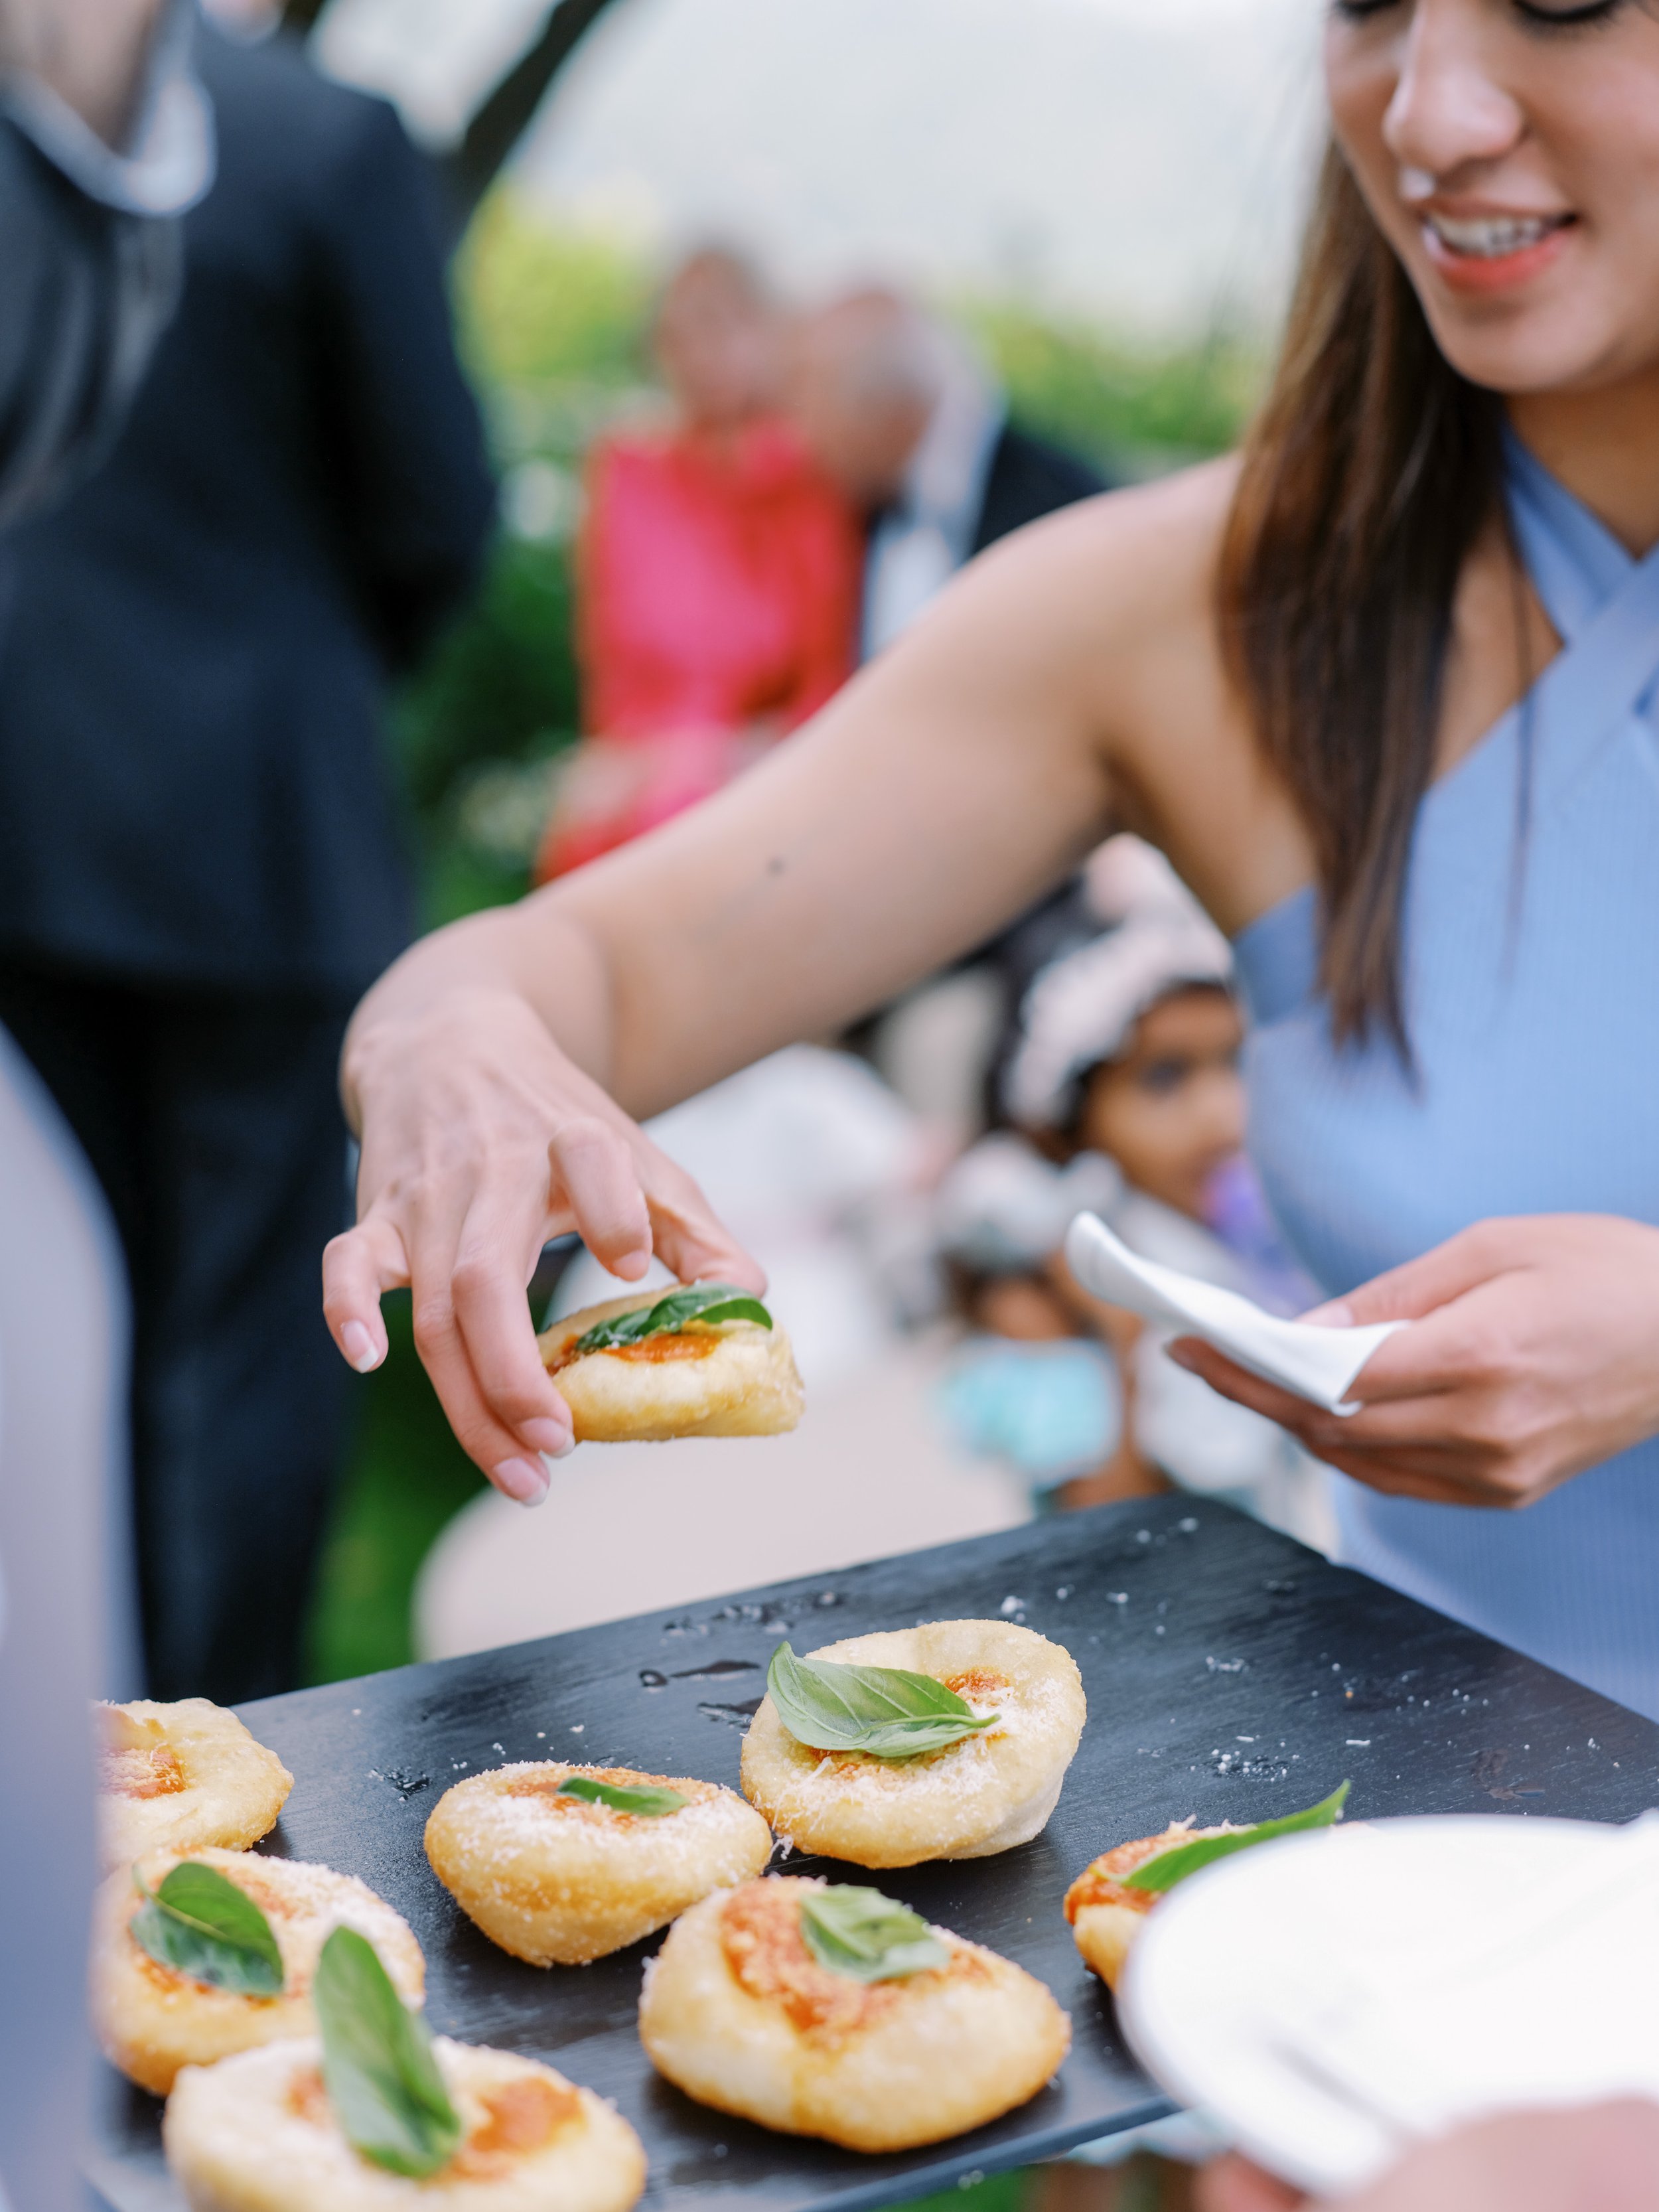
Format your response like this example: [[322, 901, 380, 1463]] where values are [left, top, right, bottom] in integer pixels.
[[321, 976, 762, 1505], [1169, 1215, 1659, 1509]]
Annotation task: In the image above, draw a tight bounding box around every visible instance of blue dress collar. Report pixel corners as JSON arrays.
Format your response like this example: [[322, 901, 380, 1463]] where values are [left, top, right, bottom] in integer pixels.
[[1503, 425, 1639, 644]]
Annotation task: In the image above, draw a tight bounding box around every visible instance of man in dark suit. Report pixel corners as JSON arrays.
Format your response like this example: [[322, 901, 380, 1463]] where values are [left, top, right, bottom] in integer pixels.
[[0, 6, 216, 2198], [787, 288, 1106, 660], [0, 18, 496, 1705]]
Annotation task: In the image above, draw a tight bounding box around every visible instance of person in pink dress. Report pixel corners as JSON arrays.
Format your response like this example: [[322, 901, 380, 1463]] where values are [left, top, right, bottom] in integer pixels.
[[536, 250, 860, 879]]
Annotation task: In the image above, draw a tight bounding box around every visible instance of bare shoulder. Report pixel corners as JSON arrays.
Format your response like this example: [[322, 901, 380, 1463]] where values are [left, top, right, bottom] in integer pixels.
[[1059, 455, 1242, 726], [901, 455, 1238, 722], [957, 454, 1240, 636], [1064, 450, 1242, 572]]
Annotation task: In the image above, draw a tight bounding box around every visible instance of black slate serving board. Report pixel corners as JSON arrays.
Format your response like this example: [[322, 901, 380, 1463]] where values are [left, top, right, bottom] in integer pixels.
[[92, 1495, 1659, 2212]]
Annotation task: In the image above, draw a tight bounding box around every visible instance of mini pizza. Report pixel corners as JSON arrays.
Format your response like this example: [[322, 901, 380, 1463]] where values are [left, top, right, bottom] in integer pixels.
[[1063, 1822, 1229, 1989], [424, 1763, 774, 1966], [537, 1283, 803, 1442], [97, 1698, 293, 1872], [94, 1848, 425, 2096], [639, 1875, 1068, 2152], [163, 2036, 647, 2212], [740, 1620, 1086, 1867], [1065, 1784, 1351, 1987]]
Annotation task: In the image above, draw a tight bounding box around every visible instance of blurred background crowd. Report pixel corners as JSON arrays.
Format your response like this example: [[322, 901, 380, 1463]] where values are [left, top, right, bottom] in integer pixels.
[[0, 0, 1321, 1708]]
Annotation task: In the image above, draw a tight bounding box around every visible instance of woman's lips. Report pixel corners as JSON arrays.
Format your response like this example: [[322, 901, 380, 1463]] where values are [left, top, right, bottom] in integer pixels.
[[1417, 210, 1575, 296]]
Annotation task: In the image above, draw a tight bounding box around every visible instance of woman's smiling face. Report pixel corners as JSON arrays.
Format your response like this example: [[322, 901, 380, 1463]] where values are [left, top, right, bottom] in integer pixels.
[[1327, 0, 1659, 396]]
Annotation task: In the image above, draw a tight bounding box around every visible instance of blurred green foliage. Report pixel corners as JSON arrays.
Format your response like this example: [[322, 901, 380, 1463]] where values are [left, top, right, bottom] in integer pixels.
[[904, 2169, 1033, 2212], [965, 301, 1260, 477], [399, 540, 577, 821], [458, 198, 652, 394], [390, 200, 656, 928], [396, 536, 579, 923], [305, 1295, 486, 1685]]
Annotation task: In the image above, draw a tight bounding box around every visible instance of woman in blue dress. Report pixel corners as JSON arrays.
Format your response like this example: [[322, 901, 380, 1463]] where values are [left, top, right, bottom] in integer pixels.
[[329, 0, 1659, 1722]]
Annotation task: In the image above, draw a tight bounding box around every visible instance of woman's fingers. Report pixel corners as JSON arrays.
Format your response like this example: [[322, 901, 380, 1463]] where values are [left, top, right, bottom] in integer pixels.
[[332, 1124, 760, 1491], [549, 1116, 654, 1280], [447, 1188, 576, 1467], [635, 1138, 767, 1291], [339, 1128, 756, 1492], [1326, 1291, 1524, 1408], [332, 971, 765, 1484], [1166, 1218, 1659, 1509], [1318, 1218, 1530, 1328], [326, 1205, 568, 1503], [321, 1213, 411, 1374], [409, 1228, 566, 1505], [435, 1130, 760, 1470], [1163, 1336, 1546, 1505], [1169, 1263, 1526, 1432], [1166, 1339, 1337, 1431], [544, 1110, 765, 1291]]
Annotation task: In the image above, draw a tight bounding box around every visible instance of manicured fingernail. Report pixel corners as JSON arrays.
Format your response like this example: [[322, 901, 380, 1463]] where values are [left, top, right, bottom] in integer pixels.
[[1166, 1343, 1197, 1370], [493, 1456, 550, 1506], [520, 1417, 573, 1456], [341, 1321, 380, 1374]]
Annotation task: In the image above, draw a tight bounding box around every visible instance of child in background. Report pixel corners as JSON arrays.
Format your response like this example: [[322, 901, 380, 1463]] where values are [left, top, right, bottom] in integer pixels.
[[934, 838, 1331, 1548]]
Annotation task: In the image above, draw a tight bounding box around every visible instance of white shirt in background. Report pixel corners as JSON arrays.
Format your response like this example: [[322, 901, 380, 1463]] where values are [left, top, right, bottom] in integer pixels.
[[861, 361, 1004, 660]]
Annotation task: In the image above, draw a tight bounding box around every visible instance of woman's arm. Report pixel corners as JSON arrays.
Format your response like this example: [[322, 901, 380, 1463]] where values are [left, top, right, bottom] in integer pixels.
[[327, 489, 1162, 1492], [1169, 1215, 1659, 1509]]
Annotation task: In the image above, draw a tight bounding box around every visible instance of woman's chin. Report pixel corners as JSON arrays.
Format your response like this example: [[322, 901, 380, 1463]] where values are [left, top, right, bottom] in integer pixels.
[[1418, 291, 1638, 402]]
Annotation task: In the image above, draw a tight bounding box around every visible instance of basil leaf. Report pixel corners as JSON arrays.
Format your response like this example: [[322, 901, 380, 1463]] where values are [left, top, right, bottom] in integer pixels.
[[691, 1297, 774, 1328], [1121, 1781, 1351, 1894], [573, 1282, 772, 1354], [129, 1861, 284, 1997], [766, 1642, 1000, 1759], [559, 1775, 687, 1816], [314, 1927, 463, 2179], [800, 1885, 950, 1982]]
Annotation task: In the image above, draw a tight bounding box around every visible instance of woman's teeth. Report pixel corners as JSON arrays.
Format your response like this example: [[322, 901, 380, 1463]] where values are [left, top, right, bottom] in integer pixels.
[[1424, 212, 1567, 261]]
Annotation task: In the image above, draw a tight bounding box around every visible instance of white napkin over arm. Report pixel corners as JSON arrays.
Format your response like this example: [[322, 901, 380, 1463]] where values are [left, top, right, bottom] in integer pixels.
[[1064, 1211, 1404, 1416]]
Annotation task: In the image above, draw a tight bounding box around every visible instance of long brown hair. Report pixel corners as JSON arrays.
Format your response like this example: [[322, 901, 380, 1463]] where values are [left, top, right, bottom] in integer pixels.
[[1219, 145, 1507, 1049]]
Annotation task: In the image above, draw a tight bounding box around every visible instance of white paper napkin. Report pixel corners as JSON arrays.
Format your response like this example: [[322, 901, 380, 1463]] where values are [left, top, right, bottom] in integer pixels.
[[1063, 1211, 1403, 1414]]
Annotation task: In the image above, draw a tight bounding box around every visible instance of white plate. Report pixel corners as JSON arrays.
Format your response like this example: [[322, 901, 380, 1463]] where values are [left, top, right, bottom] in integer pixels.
[[1116, 1815, 1659, 2196]]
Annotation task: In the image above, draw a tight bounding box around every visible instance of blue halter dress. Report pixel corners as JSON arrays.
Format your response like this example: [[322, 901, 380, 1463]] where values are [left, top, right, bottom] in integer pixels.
[[1234, 436, 1659, 1722]]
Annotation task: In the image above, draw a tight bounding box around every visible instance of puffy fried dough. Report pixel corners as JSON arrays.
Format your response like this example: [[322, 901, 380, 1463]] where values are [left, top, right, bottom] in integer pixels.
[[97, 1699, 292, 1872], [164, 2035, 647, 2212], [94, 1848, 425, 2095], [740, 1620, 1085, 1867], [425, 1763, 774, 1966], [638, 1876, 1070, 2152], [538, 1293, 804, 1441], [1064, 1822, 1230, 1988]]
